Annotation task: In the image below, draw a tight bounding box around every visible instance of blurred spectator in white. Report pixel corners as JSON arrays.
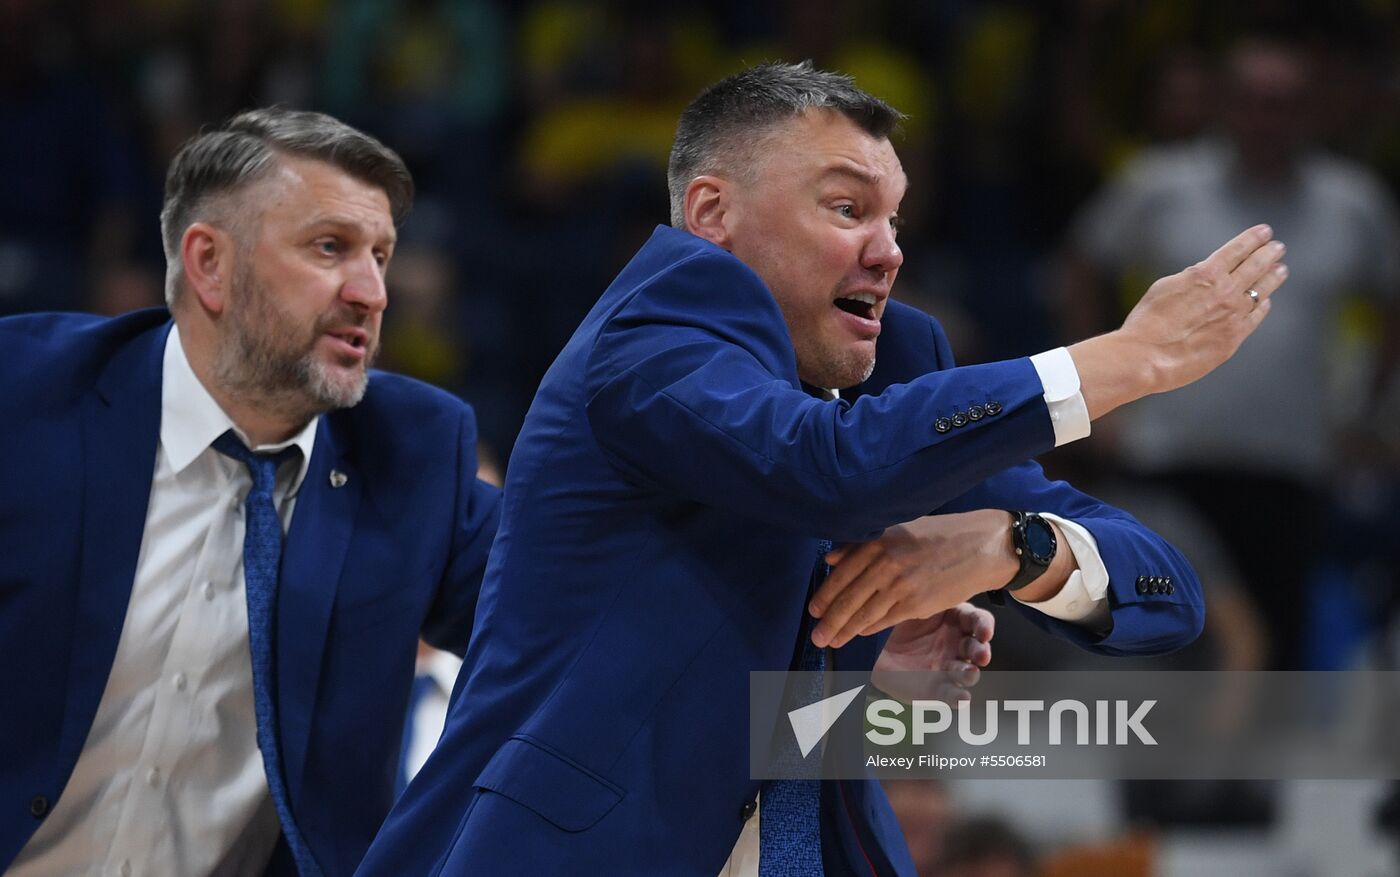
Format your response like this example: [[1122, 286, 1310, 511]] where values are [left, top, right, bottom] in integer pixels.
[[1060, 36, 1400, 668], [397, 441, 502, 792], [396, 643, 464, 794]]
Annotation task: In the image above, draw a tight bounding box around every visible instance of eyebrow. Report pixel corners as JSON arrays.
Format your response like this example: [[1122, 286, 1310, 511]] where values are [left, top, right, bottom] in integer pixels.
[[818, 164, 882, 187], [305, 215, 397, 247]]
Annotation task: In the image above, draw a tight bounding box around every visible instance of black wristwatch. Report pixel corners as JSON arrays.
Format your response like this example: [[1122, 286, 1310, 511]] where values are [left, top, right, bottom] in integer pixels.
[[1004, 511, 1056, 592]]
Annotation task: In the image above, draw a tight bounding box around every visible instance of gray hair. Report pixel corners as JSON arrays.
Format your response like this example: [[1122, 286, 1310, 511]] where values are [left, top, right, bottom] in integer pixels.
[[666, 61, 904, 228], [159, 107, 413, 306]]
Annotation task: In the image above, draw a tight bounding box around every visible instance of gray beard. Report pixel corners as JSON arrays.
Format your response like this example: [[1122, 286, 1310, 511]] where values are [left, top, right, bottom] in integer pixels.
[[212, 270, 372, 424]]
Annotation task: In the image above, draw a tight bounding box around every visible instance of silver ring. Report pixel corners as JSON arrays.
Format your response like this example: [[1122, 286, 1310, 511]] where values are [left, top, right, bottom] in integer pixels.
[[1247, 288, 1260, 310]]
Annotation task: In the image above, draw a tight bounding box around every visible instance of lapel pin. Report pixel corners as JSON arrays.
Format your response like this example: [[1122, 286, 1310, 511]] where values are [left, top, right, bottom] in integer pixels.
[[329, 470, 348, 488]]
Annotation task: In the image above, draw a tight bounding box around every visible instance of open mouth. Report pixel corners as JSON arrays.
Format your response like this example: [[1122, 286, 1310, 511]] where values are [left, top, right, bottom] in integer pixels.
[[327, 328, 368, 350], [834, 292, 878, 321]]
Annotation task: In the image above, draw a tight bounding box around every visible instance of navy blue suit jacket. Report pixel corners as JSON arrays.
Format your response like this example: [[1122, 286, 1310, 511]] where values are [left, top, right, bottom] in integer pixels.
[[0, 309, 501, 875], [359, 227, 1203, 876]]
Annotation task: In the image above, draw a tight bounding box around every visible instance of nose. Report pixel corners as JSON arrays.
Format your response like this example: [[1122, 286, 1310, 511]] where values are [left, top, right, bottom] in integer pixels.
[[862, 221, 903, 277], [341, 252, 388, 313]]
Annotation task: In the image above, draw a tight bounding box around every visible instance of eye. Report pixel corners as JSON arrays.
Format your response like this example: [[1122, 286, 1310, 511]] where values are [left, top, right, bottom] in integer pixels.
[[373, 249, 389, 268], [315, 238, 341, 256], [834, 203, 857, 220]]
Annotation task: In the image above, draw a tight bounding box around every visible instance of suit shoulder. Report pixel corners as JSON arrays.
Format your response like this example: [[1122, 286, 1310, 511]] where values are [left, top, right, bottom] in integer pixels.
[[356, 370, 477, 430], [623, 240, 771, 313], [881, 299, 942, 339], [0, 309, 170, 401], [1, 309, 166, 361], [605, 226, 774, 321], [592, 228, 793, 377], [329, 372, 481, 474]]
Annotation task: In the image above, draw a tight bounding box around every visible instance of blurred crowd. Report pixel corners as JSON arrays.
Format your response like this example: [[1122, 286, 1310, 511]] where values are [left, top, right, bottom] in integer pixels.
[[12, 0, 1397, 668], [7, 0, 1400, 873]]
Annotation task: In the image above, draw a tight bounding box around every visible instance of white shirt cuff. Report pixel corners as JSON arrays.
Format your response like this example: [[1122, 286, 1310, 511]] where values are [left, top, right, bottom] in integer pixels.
[[1012, 513, 1110, 631], [1029, 348, 1091, 447]]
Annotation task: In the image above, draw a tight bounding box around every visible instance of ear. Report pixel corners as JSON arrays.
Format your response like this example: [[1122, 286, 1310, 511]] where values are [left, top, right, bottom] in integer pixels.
[[180, 222, 236, 315], [683, 175, 734, 249]]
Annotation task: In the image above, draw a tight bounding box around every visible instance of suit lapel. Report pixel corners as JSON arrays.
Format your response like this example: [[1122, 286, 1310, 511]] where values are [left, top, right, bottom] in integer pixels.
[[60, 323, 169, 771], [277, 417, 359, 802]]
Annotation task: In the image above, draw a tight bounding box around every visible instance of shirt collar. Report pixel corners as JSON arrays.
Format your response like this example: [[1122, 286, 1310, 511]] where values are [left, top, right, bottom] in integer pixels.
[[161, 324, 318, 495]]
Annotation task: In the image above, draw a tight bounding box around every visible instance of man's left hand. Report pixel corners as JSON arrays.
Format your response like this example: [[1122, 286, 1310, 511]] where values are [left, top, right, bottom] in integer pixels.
[[872, 604, 994, 703]]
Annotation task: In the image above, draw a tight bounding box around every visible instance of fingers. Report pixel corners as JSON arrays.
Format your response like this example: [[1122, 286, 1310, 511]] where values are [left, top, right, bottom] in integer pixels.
[[1229, 240, 1288, 302], [1245, 262, 1289, 306], [809, 542, 880, 618], [951, 602, 995, 643], [960, 634, 992, 668], [857, 601, 911, 638], [812, 556, 899, 647], [1245, 296, 1273, 330], [1202, 224, 1273, 276], [935, 681, 973, 704], [945, 660, 981, 688], [818, 585, 903, 648]]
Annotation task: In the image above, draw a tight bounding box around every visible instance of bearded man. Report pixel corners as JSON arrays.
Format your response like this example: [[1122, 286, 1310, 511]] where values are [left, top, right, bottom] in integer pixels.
[[0, 108, 500, 877]]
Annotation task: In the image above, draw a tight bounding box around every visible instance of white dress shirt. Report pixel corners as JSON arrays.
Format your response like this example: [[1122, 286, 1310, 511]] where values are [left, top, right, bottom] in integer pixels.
[[1019, 348, 1109, 630], [402, 649, 466, 784], [11, 326, 318, 877], [719, 348, 1105, 877]]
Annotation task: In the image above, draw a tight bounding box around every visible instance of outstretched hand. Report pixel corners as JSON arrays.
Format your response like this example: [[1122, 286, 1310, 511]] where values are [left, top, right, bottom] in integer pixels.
[[1071, 223, 1289, 420]]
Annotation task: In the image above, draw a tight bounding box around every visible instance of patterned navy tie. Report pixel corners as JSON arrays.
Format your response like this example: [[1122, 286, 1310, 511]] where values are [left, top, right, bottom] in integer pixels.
[[759, 540, 833, 876], [212, 431, 322, 877]]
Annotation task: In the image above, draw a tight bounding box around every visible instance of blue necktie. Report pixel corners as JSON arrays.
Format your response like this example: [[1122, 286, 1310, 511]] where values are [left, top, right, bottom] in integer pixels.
[[759, 540, 833, 876], [213, 431, 322, 877]]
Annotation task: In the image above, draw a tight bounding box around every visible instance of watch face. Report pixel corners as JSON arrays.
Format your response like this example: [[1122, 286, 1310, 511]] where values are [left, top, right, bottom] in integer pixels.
[[1024, 517, 1056, 563]]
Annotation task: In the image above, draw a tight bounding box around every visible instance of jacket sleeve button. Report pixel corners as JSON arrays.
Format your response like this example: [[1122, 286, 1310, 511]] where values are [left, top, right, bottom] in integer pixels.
[[951, 412, 969, 428], [30, 796, 48, 818], [934, 417, 952, 434]]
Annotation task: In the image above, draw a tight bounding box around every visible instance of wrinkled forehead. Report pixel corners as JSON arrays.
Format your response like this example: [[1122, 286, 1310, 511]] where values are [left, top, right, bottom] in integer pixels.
[[249, 156, 397, 236], [756, 109, 907, 198]]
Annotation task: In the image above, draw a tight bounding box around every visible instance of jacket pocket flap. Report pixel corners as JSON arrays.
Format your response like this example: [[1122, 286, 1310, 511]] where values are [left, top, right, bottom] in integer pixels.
[[473, 735, 624, 832]]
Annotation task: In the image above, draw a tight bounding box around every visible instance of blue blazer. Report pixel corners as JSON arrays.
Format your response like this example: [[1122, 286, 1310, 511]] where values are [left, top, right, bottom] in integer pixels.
[[0, 309, 501, 875], [359, 227, 1204, 876]]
